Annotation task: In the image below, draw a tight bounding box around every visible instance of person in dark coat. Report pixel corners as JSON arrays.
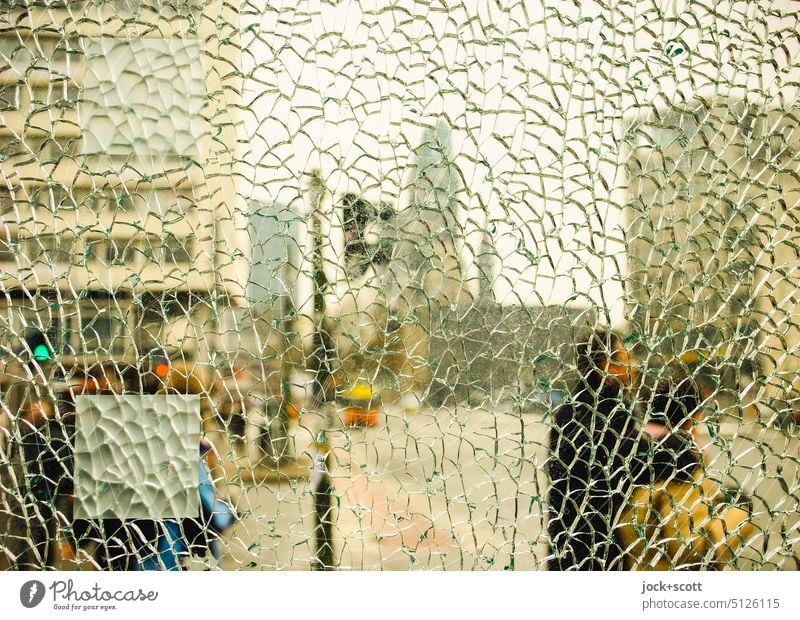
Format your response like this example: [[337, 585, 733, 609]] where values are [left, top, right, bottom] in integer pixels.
[[547, 329, 649, 570], [641, 376, 703, 484], [16, 393, 69, 568]]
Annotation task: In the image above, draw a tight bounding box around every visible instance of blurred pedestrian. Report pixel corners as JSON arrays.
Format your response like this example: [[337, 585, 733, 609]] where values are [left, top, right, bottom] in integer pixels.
[[215, 392, 270, 464], [13, 386, 70, 568], [158, 362, 236, 569], [547, 329, 649, 570], [69, 362, 138, 570], [616, 375, 756, 569], [642, 376, 704, 482]]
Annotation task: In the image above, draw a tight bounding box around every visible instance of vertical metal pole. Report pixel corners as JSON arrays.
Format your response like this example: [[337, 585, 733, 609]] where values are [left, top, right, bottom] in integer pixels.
[[276, 261, 293, 462], [310, 180, 334, 402], [311, 430, 334, 570], [305, 171, 337, 569]]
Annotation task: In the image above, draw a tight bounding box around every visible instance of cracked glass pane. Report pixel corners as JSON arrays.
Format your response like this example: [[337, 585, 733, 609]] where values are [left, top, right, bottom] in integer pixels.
[[0, 0, 798, 573]]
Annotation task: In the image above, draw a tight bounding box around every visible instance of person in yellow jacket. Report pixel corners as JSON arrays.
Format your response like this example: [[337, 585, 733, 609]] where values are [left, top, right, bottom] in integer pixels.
[[616, 376, 756, 570]]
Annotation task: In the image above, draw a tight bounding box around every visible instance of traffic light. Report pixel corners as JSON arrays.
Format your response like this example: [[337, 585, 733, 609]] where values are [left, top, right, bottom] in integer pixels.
[[23, 327, 54, 363], [33, 343, 51, 362]]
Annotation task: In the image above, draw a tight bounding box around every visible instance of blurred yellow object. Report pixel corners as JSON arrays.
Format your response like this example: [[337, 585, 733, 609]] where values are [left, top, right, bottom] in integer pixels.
[[617, 470, 756, 570], [674, 346, 731, 366], [349, 382, 372, 400], [678, 350, 703, 365], [340, 380, 379, 427]]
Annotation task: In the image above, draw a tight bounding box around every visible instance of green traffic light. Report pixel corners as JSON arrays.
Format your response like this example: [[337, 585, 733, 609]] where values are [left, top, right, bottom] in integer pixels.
[[32, 343, 52, 362]]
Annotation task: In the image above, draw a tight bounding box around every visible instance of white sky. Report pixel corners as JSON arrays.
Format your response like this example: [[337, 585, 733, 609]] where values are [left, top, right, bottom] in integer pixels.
[[239, 0, 800, 323]]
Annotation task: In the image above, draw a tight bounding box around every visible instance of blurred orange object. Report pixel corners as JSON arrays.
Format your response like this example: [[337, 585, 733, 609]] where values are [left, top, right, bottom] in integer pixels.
[[57, 538, 76, 562], [343, 405, 379, 427], [285, 402, 300, 421], [340, 380, 380, 427]]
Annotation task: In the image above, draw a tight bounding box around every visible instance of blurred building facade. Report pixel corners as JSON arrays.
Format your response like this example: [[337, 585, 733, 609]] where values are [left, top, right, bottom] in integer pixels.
[[625, 98, 800, 414], [0, 0, 248, 370]]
